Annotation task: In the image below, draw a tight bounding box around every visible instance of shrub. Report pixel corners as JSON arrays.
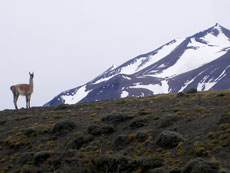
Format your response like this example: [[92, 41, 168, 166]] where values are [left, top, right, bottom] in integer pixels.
[[55, 104, 69, 110], [87, 124, 114, 135], [183, 157, 219, 173], [92, 154, 136, 172], [17, 152, 33, 165], [66, 135, 94, 149], [156, 131, 184, 149], [102, 112, 133, 123], [138, 109, 151, 115], [24, 127, 36, 136], [155, 114, 182, 128], [136, 131, 148, 142], [129, 117, 147, 129], [52, 120, 76, 134], [112, 134, 132, 151], [177, 92, 186, 98], [169, 167, 181, 173], [32, 151, 50, 166], [147, 167, 165, 173], [137, 157, 164, 171], [185, 88, 197, 94]]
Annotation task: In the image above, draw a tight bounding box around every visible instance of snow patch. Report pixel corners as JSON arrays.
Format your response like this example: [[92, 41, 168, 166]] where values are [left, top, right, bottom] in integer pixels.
[[121, 90, 129, 98], [129, 80, 169, 94], [122, 75, 131, 80], [155, 36, 229, 78], [197, 65, 230, 91], [136, 39, 185, 71], [93, 75, 115, 84], [61, 85, 91, 104], [179, 71, 205, 92]]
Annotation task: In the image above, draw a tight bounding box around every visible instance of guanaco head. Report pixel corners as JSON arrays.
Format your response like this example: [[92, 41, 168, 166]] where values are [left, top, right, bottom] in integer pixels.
[[29, 72, 34, 79]]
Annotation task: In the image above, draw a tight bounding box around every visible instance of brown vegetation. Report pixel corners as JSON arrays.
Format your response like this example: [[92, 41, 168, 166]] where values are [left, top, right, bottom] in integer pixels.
[[0, 90, 230, 172]]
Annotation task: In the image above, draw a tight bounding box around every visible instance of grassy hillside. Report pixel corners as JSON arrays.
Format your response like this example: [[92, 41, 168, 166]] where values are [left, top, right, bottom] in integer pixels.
[[0, 89, 230, 173]]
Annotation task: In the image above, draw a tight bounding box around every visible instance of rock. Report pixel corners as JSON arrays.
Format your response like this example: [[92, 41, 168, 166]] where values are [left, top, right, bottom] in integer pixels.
[[52, 120, 76, 134], [183, 157, 219, 173], [156, 131, 184, 149], [33, 151, 50, 166]]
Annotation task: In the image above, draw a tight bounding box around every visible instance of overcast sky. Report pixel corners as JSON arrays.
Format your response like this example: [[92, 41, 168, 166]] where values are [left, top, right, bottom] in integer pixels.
[[0, 0, 230, 110]]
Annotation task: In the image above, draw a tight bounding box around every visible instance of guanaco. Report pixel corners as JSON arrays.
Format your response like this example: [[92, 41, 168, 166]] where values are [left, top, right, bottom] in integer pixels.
[[10, 72, 34, 109]]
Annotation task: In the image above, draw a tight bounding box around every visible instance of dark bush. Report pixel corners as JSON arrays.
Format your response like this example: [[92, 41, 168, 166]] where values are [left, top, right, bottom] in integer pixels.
[[138, 109, 151, 115], [147, 167, 165, 173], [129, 117, 147, 129], [177, 92, 186, 98], [52, 120, 76, 134], [218, 113, 230, 124], [66, 135, 84, 150], [24, 127, 36, 136], [55, 104, 69, 110], [66, 134, 94, 149], [195, 147, 206, 157], [92, 154, 136, 172], [137, 157, 164, 171], [17, 152, 33, 165], [0, 120, 7, 125], [33, 151, 50, 166], [217, 93, 225, 97], [156, 131, 184, 149], [87, 124, 114, 135], [136, 131, 148, 142], [112, 134, 132, 151], [155, 115, 182, 128], [185, 88, 197, 94], [102, 112, 134, 123], [183, 157, 219, 173], [169, 167, 181, 173]]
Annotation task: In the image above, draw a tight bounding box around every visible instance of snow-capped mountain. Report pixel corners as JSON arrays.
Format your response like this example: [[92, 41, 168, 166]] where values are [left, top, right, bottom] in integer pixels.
[[45, 23, 230, 106]]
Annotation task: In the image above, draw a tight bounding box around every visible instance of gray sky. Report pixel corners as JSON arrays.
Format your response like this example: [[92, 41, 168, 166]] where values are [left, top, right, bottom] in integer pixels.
[[0, 0, 230, 110]]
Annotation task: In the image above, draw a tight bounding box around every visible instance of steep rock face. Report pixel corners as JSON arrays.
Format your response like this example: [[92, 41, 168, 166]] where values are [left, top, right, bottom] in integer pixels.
[[45, 24, 230, 106]]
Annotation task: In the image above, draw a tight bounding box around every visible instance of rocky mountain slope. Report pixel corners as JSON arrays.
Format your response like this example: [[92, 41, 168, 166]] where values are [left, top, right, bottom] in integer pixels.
[[45, 23, 230, 106], [0, 89, 230, 172]]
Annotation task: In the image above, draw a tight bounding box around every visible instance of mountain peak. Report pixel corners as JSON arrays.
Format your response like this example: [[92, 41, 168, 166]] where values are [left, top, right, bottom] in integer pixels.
[[212, 23, 223, 30], [45, 24, 230, 106]]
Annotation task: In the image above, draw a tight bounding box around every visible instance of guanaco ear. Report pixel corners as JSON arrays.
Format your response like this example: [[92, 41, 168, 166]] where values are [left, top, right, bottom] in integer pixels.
[[29, 72, 34, 77]]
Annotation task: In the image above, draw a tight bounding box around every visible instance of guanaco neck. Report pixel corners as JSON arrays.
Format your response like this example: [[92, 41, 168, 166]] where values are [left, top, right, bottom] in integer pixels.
[[29, 76, 34, 93]]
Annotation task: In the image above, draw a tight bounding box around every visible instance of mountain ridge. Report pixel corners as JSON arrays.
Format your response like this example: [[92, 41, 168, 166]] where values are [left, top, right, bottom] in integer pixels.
[[45, 23, 230, 106]]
